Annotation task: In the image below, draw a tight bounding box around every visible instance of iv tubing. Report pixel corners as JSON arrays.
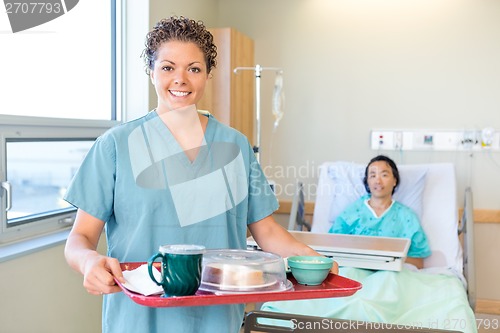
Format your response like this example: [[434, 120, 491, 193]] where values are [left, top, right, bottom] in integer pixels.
[[233, 64, 282, 162]]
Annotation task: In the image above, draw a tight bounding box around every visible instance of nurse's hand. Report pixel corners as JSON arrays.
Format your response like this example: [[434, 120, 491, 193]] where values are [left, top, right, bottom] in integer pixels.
[[330, 260, 339, 275], [82, 252, 125, 295]]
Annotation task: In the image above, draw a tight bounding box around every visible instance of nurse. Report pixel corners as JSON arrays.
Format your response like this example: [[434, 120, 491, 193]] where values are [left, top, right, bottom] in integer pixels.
[[63, 16, 333, 333]]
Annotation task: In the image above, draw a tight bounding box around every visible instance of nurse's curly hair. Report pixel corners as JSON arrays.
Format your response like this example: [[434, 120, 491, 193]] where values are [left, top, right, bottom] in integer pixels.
[[142, 16, 217, 75]]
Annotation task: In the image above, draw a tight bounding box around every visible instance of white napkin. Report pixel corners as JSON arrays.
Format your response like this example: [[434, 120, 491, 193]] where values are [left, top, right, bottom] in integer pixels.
[[122, 264, 164, 296]]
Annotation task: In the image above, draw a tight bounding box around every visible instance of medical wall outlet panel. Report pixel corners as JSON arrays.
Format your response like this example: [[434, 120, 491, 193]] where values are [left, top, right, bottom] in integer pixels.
[[371, 129, 500, 151]]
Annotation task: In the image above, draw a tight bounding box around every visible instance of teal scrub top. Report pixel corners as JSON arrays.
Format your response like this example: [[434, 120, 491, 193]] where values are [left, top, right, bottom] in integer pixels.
[[329, 195, 431, 258], [65, 111, 278, 333]]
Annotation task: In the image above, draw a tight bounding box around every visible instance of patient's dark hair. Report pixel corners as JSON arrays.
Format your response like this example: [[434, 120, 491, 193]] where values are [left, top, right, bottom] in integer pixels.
[[142, 16, 217, 75], [363, 155, 400, 195]]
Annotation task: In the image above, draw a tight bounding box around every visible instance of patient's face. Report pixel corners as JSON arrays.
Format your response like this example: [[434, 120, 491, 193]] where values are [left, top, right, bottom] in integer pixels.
[[367, 161, 397, 199]]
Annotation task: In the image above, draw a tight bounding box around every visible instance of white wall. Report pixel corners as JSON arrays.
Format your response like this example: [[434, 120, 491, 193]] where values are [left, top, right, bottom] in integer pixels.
[[0, 242, 105, 333], [123, 0, 150, 121], [144, 0, 500, 209], [212, 0, 500, 209]]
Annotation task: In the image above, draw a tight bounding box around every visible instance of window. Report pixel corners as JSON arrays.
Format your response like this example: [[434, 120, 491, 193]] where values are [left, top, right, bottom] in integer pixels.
[[0, 122, 111, 244], [0, 0, 120, 247], [6, 139, 93, 223], [0, 0, 118, 120]]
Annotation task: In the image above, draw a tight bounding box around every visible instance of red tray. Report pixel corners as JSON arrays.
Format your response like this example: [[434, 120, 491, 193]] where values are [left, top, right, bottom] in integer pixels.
[[116, 262, 362, 308]]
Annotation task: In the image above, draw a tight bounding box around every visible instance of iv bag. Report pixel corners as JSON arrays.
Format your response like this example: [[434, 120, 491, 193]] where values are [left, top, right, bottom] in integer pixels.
[[272, 72, 285, 131]]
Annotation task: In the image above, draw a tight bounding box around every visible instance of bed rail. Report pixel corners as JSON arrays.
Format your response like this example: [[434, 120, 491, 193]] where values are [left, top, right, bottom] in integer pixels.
[[459, 186, 476, 310], [288, 180, 311, 232], [244, 311, 464, 332]]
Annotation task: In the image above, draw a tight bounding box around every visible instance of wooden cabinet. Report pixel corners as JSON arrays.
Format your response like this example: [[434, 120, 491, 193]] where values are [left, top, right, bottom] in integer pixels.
[[198, 28, 255, 143]]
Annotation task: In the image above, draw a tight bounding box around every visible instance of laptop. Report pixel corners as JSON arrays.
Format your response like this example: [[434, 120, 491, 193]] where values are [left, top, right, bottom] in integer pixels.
[[247, 231, 410, 271]]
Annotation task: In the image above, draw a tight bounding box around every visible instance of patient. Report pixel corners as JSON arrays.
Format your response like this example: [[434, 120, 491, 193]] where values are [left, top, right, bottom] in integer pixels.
[[329, 155, 431, 269]]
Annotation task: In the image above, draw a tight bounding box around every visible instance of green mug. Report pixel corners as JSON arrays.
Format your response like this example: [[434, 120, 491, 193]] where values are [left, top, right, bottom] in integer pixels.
[[148, 244, 205, 297]]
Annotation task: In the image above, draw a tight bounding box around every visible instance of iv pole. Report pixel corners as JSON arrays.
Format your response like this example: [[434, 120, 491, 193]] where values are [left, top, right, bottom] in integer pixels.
[[233, 64, 283, 163]]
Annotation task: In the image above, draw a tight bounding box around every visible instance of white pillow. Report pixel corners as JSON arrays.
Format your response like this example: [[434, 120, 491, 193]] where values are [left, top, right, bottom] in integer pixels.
[[327, 162, 428, 226]]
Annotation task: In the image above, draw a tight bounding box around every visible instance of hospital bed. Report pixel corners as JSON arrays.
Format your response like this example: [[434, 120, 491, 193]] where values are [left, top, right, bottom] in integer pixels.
[[257, 162, 477, 333]]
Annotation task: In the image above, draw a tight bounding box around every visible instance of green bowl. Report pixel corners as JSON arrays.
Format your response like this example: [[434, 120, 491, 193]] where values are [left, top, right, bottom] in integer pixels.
[[287, 256, 333, 285]]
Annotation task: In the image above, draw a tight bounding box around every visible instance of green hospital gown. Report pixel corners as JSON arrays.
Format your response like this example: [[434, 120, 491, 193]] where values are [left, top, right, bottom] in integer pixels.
[[330, 195, 431, 258]]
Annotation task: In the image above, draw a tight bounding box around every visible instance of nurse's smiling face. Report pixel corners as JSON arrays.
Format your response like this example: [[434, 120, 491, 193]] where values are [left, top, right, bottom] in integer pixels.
[[150, 41, 209, 114]]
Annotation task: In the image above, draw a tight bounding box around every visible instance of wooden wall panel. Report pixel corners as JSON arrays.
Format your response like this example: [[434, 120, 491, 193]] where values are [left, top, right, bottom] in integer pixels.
[[198, 28, 255, 142], [278, 200, 500, 224]]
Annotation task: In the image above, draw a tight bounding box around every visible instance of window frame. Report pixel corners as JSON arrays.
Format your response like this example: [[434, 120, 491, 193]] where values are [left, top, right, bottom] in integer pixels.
[[0, 117, 118, 246]]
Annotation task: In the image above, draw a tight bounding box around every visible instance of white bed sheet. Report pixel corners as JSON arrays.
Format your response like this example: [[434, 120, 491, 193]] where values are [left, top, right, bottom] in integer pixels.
[[262, 266, 477, 333]]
